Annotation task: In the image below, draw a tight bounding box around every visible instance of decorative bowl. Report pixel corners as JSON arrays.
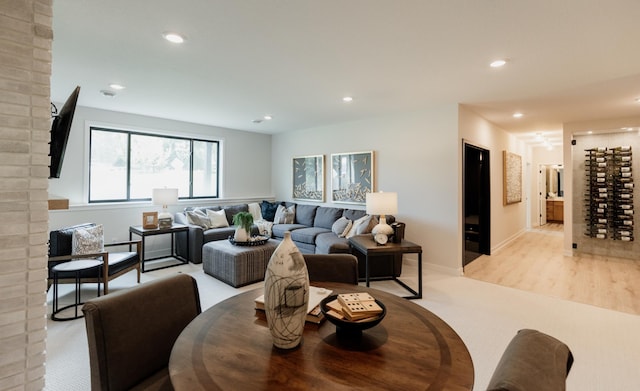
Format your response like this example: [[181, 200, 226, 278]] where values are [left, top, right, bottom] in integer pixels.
[[228, 235, 269, 246], [320, 294, 386, 334]]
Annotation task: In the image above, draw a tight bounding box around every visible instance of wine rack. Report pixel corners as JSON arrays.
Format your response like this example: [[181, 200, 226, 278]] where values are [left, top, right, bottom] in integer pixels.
[[584, 146, 633, 241]]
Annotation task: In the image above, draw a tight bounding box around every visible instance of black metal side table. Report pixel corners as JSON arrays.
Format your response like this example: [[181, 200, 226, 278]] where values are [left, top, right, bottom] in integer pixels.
[[51, 259, 103, 321], [348, 235, 423, 299], [129, 223, 189, 272]]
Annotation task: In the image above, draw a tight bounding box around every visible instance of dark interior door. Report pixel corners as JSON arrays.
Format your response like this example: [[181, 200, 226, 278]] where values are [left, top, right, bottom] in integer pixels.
[[463, 143, 491, 266]]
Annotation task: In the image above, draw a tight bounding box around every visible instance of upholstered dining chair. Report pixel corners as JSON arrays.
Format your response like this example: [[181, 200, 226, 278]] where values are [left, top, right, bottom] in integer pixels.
[[303, 254, 358, 285], [48, 223, 141, 294], [487, 329, 574, 391], [83, 273, 201, 391]]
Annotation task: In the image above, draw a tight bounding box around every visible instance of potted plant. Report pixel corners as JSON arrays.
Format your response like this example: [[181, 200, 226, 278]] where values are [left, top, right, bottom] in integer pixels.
[[232, 212, 254, 242]]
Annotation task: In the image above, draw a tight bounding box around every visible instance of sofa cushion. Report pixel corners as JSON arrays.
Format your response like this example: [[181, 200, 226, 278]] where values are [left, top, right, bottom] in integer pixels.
[[314, 207, 344, 229], [342, 209, 366, 222], [295, 204, 318, 226], [71, 224, 104, 255], [331, 217, 352, 238], [272, 223, 307, 239], [274, 204, 296, 224], [203, 227, 237, 242], [223, 204, 249, 225], [290, 227, 331, 245], [206, 209, 229, 228], [315, 232, 351, 254], [261, 200, 281, 222]]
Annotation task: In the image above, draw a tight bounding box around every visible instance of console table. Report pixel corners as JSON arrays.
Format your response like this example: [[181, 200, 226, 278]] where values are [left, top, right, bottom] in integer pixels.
[[169, 283, 473, 390], [349, 235, 422, 299], [129, 223, 189, 272]]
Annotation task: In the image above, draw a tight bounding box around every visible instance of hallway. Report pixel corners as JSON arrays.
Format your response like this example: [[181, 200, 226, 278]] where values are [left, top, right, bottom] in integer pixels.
[[463, 223, 640, 315]]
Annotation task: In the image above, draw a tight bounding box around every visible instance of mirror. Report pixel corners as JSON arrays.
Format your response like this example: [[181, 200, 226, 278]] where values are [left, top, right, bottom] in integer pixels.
[[546, 165, 564, 198]]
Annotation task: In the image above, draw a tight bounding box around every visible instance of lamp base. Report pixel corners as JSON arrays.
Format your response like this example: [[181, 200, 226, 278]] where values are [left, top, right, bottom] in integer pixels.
[[372, 222, 393, 235]]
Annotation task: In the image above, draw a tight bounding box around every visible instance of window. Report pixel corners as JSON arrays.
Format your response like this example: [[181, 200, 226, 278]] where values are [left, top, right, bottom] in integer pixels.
[[89, 127, 219, 202]]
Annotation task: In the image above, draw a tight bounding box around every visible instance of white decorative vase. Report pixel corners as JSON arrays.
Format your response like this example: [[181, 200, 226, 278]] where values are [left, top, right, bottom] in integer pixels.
[[264, 231, 309, 349], [234, 227, 249, 242]]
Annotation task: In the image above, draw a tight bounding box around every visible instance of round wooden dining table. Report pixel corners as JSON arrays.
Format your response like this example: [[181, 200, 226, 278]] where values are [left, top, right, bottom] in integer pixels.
[[169, 282, 474, 390]]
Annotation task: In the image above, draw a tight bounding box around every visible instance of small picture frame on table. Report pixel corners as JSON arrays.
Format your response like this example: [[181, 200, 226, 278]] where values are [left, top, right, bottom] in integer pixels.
[[143, 212, 158, 229]]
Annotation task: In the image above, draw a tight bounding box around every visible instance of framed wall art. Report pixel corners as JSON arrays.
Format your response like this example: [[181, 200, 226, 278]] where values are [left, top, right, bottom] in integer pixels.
[[142, 211, 158, 229], [503, 150, 522, 205], [292, 155, 324, 202], [331, 151, 374, 205]]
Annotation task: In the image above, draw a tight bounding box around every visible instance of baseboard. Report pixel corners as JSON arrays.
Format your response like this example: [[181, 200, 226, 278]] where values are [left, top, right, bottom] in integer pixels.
[[491, 228, 527, 254]]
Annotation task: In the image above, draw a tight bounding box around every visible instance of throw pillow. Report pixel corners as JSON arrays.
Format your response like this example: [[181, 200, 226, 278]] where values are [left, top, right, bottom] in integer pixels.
[[71, 224, 104, 256], [255, 219, 274, 237], [261, 200, 281, 222], [331, 217, 353, 238], [346, 215, 373, 239], [274, 204, 296, 224], [206, 209, 229, 228], [248, 202, 263, 222], [356, 215, 379, 235], [186, 210, 212, 229]]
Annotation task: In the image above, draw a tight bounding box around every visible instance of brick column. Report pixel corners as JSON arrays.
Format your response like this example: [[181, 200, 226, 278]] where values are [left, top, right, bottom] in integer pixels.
[[0, 1, 52, 390]]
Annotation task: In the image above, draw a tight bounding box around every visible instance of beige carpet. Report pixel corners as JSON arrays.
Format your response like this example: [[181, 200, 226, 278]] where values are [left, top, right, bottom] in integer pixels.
[[45, 259, 640, 390]]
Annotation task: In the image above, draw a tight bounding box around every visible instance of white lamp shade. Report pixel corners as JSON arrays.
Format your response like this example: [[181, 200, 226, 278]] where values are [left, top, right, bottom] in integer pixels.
[[366, 192, 398, 215], [152, 188, 178, 206]]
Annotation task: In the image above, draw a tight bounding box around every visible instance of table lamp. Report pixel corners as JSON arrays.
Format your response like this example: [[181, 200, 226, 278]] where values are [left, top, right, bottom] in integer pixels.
[[366, 191, 398, 244], [153, 188, 178, 229]]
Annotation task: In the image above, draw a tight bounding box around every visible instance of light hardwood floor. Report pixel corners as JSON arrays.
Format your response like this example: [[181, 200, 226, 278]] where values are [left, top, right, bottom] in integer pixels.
[[464, 223, 640, 315]]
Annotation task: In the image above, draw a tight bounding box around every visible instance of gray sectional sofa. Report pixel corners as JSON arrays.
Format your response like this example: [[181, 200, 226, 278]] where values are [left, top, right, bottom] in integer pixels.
[[174, 201, 402, 278]]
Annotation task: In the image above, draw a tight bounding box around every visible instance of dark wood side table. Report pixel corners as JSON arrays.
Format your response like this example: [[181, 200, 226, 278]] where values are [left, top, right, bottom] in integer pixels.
[[129, 223, 189, 272], [169, 283, 473, 390], [349, 235, 423, 299]]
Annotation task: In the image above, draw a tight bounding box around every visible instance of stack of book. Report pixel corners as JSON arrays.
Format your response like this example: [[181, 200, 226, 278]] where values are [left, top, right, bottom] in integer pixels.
[[325, 292, 383, 322], [255, 286, 332, 324]]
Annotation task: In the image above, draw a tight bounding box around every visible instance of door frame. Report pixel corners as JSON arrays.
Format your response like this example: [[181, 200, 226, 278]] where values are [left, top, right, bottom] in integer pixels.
[[462, 140, 491, 268]]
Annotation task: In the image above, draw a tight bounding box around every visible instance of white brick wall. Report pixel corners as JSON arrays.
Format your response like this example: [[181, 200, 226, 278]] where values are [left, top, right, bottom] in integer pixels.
[[0, 1, 52, 390]]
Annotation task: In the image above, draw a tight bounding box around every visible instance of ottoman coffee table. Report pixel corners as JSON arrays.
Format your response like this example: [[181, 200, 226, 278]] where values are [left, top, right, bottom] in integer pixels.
[[203, 239, 279, 287]]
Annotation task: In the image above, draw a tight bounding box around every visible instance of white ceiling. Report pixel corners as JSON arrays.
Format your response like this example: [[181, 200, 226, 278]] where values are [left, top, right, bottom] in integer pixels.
[[51, 1, 640, 148]]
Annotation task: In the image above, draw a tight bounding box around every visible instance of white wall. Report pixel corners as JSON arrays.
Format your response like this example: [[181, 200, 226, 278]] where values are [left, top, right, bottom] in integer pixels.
[[272, 105, 462, 273], [48, 106, 273, 255], [458, 106, 528, 253]]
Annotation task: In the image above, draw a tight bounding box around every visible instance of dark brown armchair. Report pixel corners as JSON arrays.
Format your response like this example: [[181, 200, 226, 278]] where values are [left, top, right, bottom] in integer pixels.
[[303, 254, 358, 285], [48, 223, 141, 294], [83, 274, 201, 391], [487, 329, 574, 391]]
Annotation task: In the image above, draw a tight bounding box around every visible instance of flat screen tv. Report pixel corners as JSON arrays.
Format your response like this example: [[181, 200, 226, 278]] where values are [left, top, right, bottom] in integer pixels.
[[49, 86, 80, 178]]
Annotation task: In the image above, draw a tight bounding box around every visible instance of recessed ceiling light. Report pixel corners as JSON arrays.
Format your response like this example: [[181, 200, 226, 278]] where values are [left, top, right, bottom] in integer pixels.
[[100, 90, 116, 97], [490, 59, 507, 68], [342, 96, 353, 103], [109, 83, 125, 90], [587, 131, 593, 134], [263, 115, 273, 120], [163, 32, 185, 44], [513, 112, 523, 118]]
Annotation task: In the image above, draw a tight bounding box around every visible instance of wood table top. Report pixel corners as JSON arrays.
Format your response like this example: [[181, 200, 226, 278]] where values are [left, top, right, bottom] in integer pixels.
[[169, 282, 474, 391]]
